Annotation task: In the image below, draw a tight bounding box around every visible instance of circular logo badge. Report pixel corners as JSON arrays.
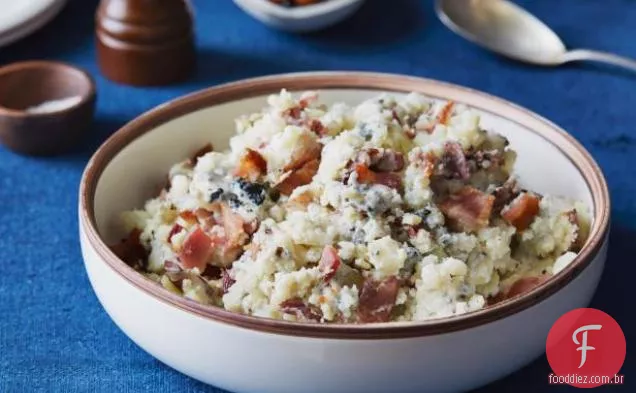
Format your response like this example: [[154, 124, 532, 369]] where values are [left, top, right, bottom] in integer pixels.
[[546, 308, 626, 388]]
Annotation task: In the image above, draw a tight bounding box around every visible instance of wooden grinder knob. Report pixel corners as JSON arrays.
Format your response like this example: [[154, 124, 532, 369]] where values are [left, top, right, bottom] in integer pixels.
[[96, 0, 195, 86]]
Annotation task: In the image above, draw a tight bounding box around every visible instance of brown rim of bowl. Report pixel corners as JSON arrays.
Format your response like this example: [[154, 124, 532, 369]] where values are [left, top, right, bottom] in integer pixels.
[[0, 60, 96, 117], [79, 71, 610, 340]]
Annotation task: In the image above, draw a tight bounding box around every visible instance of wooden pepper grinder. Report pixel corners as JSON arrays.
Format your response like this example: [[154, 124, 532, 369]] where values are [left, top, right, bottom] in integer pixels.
[[96, 0, 195, 86]]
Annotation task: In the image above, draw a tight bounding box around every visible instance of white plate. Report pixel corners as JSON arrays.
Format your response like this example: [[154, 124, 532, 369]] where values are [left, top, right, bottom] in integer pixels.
[[0, 0, 67, 48]]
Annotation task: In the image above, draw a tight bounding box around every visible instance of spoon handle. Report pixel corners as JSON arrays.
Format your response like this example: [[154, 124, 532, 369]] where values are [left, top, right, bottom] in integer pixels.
[[563, 49, 636, 73]]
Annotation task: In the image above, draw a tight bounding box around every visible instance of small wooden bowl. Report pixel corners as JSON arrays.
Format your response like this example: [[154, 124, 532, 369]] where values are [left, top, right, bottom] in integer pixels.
[[0, 61, 97, 156]]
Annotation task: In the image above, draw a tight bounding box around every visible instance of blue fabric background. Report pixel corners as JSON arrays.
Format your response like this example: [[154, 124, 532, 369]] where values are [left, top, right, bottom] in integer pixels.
[[0, 0, 633, 391]]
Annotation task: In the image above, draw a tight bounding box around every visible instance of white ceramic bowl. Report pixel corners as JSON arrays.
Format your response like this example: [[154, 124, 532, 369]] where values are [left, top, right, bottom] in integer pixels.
[[232, 0, 365, 33], [79, 72, 610, 393]]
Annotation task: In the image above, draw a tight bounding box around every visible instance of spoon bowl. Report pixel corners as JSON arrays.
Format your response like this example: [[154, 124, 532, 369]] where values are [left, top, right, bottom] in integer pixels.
[[436, 0, 636, 72]]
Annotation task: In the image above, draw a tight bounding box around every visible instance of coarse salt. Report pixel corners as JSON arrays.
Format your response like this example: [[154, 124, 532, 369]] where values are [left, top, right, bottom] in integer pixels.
[[25, 96, 83, 114]]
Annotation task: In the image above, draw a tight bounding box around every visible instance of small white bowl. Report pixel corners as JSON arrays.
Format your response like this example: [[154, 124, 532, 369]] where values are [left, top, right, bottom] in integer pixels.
[[79, 72, 610, 393], [232, 0, 366, 33]]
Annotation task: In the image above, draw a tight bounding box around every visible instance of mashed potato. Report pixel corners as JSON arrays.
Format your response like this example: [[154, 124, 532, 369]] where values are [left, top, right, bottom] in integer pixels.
[[112, 90, 589, 323]]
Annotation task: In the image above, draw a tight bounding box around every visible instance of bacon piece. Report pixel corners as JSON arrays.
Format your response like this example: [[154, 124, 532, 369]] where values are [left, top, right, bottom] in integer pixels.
[[357, 276, 400, 323], [420, 101, 455, 133], [318, 245, 341, 282], [491, 180, 520, 214], [164, 260, 182, 273], [437, 101, 455, 125], [501, 193, 541, 231], [283, 133, 322, 172], [375, 172, 402, 189], [354, 164, 402, 190], [110, 229, 148, 268], [298, 92, 318, 108], [235, 148, 267, 182], [220, 203, 248, 247], [167, 224, 184, 243], [283, 106, 302, 119], [566, 210, 578, 225], [243, 219, 260, 235], [565, 209, 583, 252], [194, 208, 217, 229], [307, 119, 327, 136], [412, 151, 437, 178], [179, 210, 197, 225], [507, 276, 548, 296], [367, 149, 405, 172], [440, 141, 470, 180], [354, 163, 375, 183], [287, 189, 314, 209], [489, 275, 549, 305], [179, 228, 213, 271], [222, 269, 236, 293], [276, 158, 320, 196], [280, 298, 323, 322], [197, 203, 248, 267], [188, 143, 213, 166], [439, 186, 495, 233], [391, 109, 402, 126]]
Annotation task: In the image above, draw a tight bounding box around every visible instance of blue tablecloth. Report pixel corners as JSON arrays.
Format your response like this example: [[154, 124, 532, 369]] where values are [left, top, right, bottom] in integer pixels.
[[0, 0, 633, 391]]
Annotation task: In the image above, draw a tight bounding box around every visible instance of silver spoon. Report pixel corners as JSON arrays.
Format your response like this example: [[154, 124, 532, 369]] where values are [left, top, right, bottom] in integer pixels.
[[436, 0, 636, 72]]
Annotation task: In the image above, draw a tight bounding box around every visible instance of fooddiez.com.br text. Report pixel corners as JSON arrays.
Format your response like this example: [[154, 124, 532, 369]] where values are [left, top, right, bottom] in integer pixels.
[[548, 373, 624, 386]]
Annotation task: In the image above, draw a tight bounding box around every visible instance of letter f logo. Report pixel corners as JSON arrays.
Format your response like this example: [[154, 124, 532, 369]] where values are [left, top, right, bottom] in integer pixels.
[[572, 324, 602, 368]]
